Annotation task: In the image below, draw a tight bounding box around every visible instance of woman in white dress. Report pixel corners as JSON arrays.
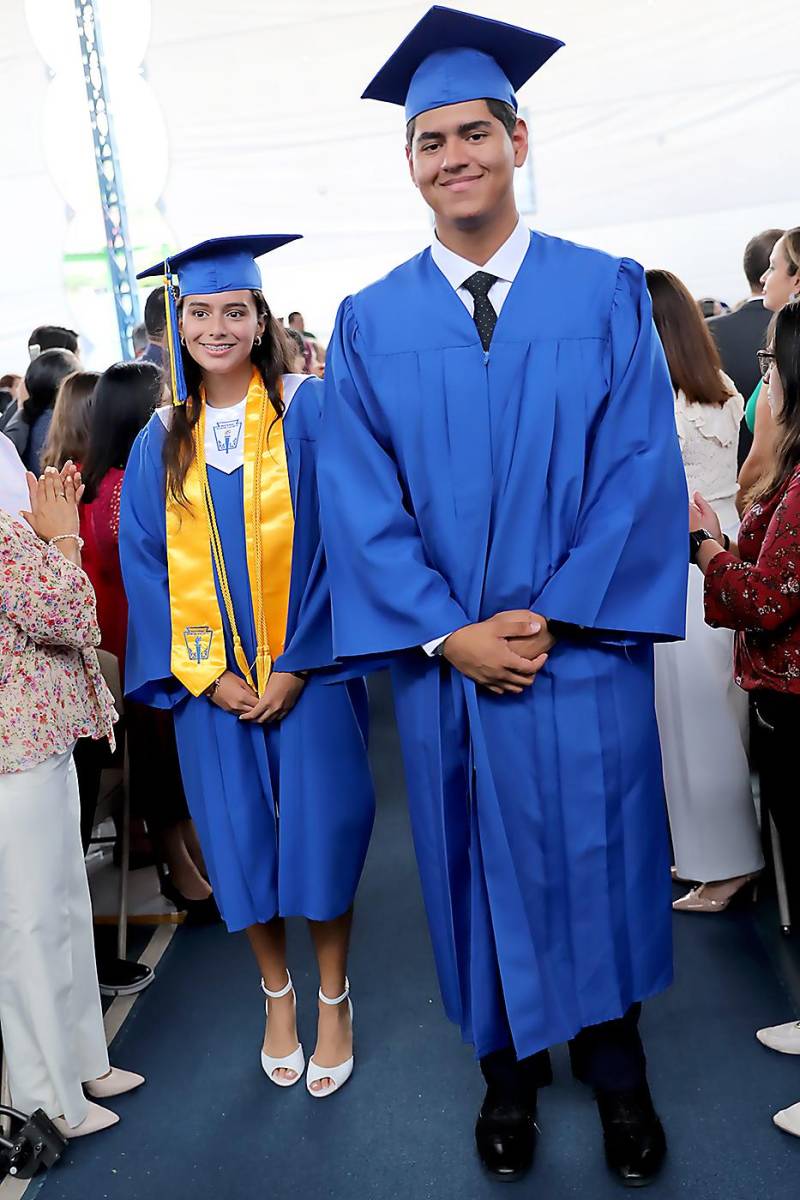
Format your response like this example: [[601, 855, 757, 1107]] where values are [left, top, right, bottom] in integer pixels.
[[647, 270, 763, 911]]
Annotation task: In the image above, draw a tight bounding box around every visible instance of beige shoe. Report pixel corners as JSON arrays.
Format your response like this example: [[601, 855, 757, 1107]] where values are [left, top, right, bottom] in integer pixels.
[[85, 1067, 145, 1099], [52, 1100, 119, 1138], [757, 1021, 800, 1055], [774, 1101, 800, 1136], [672, 873, 761, 913]]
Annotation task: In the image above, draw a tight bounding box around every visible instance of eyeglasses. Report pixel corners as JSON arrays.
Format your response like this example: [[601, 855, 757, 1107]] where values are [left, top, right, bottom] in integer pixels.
[[757, 350, 776, 381]]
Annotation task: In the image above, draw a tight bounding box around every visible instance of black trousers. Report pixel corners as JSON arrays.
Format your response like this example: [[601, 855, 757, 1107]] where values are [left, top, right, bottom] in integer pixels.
[[480, 1003, 646, 1102], [74, 705, 190, 854], [753, 690, 800, 903]]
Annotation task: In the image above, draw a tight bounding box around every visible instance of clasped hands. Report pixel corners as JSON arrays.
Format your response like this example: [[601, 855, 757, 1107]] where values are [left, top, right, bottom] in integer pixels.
[[689, 491, 723, 541], [442, 610, 555, 695], [209, 669, 305, 723]]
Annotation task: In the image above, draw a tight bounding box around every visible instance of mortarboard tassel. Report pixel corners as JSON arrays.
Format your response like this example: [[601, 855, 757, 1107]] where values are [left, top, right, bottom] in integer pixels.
[[162, 262, 188, 405]]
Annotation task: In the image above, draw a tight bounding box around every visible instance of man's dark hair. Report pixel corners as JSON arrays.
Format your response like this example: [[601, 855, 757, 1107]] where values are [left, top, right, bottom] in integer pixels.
[[28, 325, 79, 354], [743, 228, 785, 291], [132, 322, 148, 354], [406, 97, 517, 148], [287, 311, 303, 326], [144, 287, 167, 339]]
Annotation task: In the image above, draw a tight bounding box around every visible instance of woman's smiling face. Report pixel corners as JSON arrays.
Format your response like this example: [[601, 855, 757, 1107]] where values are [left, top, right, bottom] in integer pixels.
[[180, 290, 264, 377]]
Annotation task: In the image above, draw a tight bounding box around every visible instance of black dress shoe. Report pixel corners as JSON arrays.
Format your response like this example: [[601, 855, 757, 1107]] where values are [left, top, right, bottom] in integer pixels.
[[97, 957, 155, 997], [475, 1090, 538, 1180], [595, 1087, 666, 1187]]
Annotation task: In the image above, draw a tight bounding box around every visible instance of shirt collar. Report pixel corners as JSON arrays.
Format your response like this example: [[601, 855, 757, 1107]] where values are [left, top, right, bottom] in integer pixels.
[[430, 218, 531, 292]]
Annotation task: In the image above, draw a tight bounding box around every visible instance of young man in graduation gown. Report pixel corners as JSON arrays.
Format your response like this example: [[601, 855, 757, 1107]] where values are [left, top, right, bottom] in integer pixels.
[[315, 6, 687, 1186]]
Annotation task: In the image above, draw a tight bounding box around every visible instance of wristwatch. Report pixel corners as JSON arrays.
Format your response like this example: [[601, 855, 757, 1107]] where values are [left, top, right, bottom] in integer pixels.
[[689, 528, 715, 564]]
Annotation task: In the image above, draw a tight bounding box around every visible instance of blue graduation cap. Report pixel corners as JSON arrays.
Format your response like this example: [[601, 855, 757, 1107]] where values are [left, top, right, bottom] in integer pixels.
[[136, 234, 301, 404], [361, 6, 564, 123]]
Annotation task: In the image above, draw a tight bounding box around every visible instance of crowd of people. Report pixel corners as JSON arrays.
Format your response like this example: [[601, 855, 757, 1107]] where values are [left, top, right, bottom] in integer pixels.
[[1, 4, 800, 1190]]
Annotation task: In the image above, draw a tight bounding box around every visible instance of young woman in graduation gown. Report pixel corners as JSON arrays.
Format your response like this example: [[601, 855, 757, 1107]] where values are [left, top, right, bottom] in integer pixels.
[[119, 235, 374, 1098]]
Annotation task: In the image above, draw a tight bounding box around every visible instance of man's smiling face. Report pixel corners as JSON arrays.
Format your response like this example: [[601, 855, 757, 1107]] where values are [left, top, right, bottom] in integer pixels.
[[406, 98, 527, 226]]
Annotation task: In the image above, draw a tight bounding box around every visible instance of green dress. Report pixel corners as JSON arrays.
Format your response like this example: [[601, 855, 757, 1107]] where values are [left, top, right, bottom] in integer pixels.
[[745, 380, 762, 433]]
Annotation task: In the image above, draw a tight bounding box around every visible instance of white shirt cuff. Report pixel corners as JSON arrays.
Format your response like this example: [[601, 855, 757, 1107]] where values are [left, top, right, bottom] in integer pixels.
[[422, 633, 452, 656]]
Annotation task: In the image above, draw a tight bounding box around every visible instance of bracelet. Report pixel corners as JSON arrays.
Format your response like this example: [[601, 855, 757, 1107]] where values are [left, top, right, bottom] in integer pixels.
[[204, 677, 221, 699], [48, 534, 84, 550]]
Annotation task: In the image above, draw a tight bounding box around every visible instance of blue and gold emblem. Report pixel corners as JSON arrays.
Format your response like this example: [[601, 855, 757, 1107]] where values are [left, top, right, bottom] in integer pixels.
[[183, 625, 214, 664]]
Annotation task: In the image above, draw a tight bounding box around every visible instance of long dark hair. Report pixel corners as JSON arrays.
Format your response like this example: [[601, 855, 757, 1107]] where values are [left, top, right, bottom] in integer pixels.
[[22, 349, 80, 424], [752, 301, 800, 503], [645, 269, 730, 406], [82, 361, 162, 503], [163, 289, 292, 505], [40, 371, 99, 469]]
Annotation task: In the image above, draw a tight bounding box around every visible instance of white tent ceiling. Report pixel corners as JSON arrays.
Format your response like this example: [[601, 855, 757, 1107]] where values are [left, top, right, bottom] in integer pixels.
[[1, 0, 798, 369]]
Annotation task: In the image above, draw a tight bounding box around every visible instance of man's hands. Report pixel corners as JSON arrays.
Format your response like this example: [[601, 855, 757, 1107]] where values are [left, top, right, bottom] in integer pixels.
[[442, 610, 555, 695], [209, 669, 306, 723]]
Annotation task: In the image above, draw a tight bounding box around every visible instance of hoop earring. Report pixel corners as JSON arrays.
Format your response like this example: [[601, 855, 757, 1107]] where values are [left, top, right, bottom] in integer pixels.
[[254, 336, 262, 347], [180, 336, 186, 346]]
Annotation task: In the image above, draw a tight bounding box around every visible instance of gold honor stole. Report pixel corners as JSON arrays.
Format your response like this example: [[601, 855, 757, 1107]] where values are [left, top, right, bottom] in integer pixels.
[[166, 369, 295, 697]]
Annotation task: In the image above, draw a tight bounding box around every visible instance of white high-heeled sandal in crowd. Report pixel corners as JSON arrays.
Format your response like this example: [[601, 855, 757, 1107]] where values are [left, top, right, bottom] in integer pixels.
[[306, 978, 354, 1099], [260, 971, 305, 1088]]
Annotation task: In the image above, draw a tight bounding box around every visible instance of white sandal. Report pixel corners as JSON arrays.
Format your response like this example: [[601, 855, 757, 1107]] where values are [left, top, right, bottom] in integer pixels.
[[306, 978, 354, 1099], [260, 972, 305, 1088]]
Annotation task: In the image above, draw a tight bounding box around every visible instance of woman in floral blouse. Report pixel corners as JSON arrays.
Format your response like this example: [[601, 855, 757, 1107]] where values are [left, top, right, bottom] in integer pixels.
[[690, 300, 800, 1137], [0, 451, 143, 1138]]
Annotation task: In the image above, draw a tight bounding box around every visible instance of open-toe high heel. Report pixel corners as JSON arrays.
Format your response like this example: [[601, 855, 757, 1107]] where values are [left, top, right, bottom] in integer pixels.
[[260, 972, 305, 1088], [306, 978, 353, 1099]]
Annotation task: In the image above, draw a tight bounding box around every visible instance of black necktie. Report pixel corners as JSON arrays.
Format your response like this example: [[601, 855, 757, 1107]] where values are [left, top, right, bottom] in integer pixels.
[[462, 270, 499, 351]]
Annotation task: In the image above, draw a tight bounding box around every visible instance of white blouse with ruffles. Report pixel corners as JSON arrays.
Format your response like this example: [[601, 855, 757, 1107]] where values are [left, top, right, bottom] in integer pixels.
[[674, 371, 744, 504]]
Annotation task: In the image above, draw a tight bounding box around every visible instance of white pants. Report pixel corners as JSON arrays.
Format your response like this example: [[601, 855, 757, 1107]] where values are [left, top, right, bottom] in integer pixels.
[[0, 749, 108, 1127], [655, 497, 763, 882]]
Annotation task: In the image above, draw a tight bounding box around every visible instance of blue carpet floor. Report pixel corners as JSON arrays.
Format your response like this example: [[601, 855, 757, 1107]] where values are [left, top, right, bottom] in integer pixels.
[[34, 674, 800, 1199]]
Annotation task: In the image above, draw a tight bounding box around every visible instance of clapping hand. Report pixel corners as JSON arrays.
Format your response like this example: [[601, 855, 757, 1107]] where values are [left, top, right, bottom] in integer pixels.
[[22, 466, 83, 544]]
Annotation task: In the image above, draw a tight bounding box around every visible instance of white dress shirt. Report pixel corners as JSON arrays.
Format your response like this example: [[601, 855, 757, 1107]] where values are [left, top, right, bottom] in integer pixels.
[[430, 217, 531, 320], [422, 219, 532, 655]]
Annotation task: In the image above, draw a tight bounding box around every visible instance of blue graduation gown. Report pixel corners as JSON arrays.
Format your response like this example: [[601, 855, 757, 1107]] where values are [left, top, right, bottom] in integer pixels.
[[316, 233, 688, 1060], [119, 377, 374, 932]]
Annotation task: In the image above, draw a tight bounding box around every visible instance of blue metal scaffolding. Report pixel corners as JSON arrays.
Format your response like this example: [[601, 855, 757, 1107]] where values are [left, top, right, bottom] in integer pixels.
[[74, 0, 140, 359]]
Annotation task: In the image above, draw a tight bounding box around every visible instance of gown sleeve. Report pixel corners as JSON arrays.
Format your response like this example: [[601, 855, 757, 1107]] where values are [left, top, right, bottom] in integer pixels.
[[534, 258, 688, 641], [118, 419, 188, 708], [276, 375, 395, 679], [317, 297, 469, 658]]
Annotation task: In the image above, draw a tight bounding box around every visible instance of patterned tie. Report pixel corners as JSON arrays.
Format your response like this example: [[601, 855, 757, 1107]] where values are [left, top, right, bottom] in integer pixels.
[[462, 270, 499, 351]]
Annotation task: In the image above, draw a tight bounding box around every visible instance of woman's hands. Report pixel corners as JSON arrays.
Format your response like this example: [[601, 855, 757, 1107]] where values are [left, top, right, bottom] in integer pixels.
[[689, 491, 723, 541], [239, 671, 305, 724], [22, 465, 84, 560], [208, 669, 306, 723], [207, 670, 259, 714]]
